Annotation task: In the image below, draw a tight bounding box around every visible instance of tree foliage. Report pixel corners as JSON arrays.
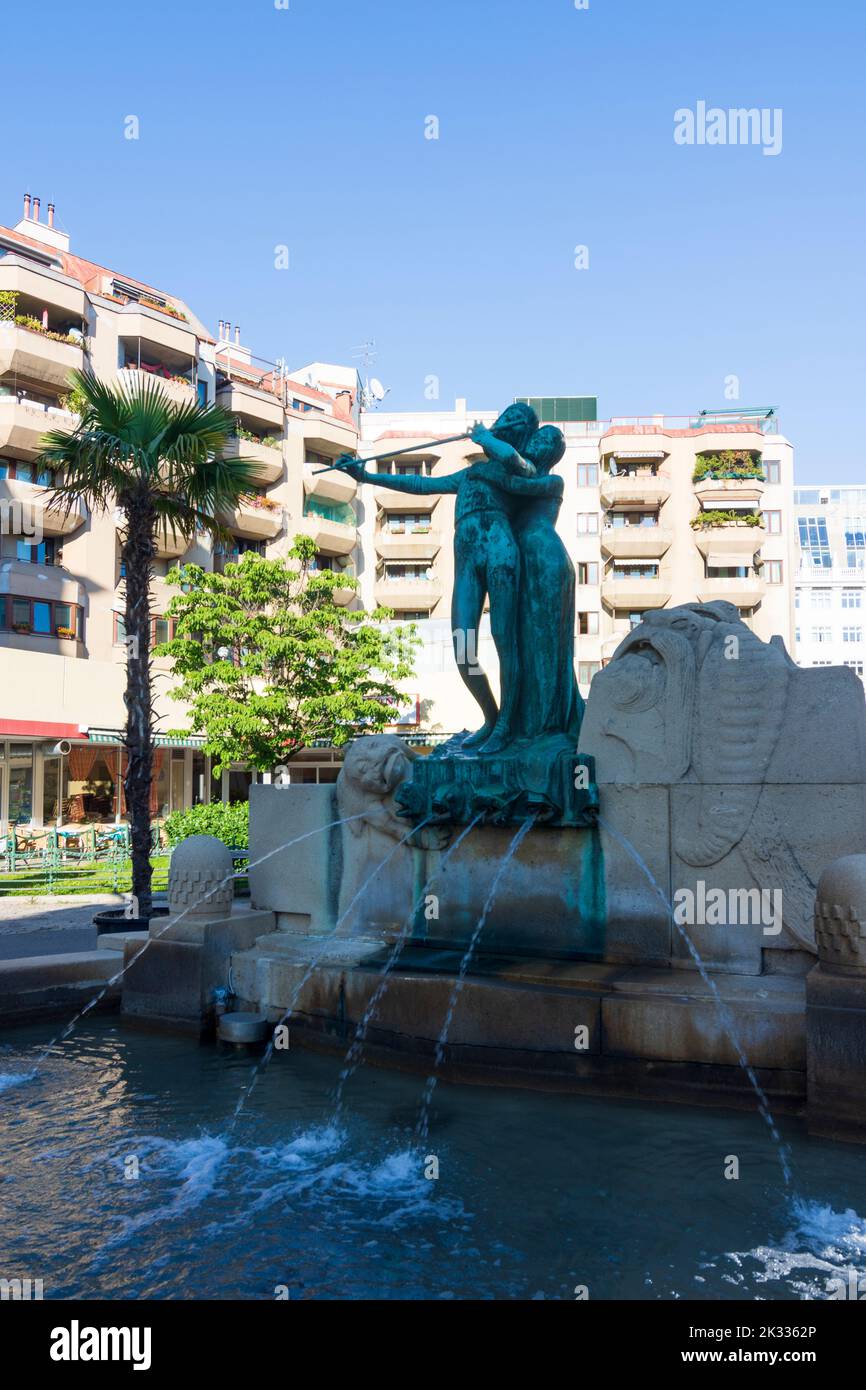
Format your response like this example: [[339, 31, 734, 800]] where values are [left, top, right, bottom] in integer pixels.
[[156, 537, 419, 771]]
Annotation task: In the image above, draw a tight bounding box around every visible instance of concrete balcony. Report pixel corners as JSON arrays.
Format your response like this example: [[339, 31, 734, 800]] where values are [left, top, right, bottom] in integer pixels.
[[0, 258, 88, 319], [299, 514, 357, 556], [374, 576, 443, 610], [0, 322, 85, 389], [0, 396, 77, 455], [119, 368, 196, 409], [225, 435, 284, 485], [601, 577, 671, 611], [373, 485, 437, 513], [694, 476, 765, 508], [375, 526, 442, 561], [601, 526, 672, 561], [697, 577, 765, 608], [692, 523, 766, 565], [154, 521, 190, 559], [303, 465, 358, 506], [222, 499, 283, 540], [0, 560, 85, 605], [216, 379, 284, 431], [0, 477, 85, 537], [117, 304, 197, 357], [289, 412, 358, 457], [599, 473, 671, 508]]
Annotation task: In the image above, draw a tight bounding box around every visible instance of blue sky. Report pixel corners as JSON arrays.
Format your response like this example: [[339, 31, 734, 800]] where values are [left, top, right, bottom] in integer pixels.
[[2, 0, 863, 480]]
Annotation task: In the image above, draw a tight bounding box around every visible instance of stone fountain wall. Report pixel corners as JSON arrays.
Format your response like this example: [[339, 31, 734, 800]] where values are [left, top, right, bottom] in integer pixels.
[[249, 605, 866, 976]]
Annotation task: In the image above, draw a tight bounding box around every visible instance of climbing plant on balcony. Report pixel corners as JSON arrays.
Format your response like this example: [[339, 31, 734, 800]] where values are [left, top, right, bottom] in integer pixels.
[[35, 368, 260, 921], [690, 510, 762, 530], [693, 450, 763, 482], [155, 537, 419, 773]]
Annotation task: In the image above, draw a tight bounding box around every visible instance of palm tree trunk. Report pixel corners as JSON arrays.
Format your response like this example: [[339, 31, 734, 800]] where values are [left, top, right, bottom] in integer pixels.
[[122, 494, 156, 921]]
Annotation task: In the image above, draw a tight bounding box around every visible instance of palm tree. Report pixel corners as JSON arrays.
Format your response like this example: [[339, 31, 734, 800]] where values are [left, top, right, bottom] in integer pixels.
[[38, 369, 260, 920]]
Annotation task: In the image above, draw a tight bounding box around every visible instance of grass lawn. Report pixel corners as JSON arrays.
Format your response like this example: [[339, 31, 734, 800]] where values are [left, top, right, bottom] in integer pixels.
[[0, 855, 171, 899]]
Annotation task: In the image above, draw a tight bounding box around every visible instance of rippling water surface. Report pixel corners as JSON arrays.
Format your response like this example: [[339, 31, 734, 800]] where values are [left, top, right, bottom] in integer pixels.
[[0, 1019, 864, 1300]]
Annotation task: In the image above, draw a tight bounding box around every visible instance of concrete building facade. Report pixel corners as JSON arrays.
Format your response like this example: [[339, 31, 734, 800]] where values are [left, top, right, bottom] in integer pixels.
[[794, 485, 866, 681]]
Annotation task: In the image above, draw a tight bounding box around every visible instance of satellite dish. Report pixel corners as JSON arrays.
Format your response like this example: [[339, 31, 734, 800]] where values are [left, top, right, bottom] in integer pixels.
[[369, 378, 388, 401]]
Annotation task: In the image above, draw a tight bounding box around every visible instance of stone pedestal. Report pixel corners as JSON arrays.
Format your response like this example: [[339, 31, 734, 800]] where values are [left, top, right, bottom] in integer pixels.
[[122, 909, 275, 1035]]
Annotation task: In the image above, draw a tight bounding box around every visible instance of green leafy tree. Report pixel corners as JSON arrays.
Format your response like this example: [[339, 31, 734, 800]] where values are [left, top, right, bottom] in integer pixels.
[[155, 538, 419, 772], [38, 369, 260, 918]]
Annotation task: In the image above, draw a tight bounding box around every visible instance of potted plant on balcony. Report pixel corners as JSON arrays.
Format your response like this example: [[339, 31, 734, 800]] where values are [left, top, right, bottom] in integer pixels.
[[37, 368, 260, 925]]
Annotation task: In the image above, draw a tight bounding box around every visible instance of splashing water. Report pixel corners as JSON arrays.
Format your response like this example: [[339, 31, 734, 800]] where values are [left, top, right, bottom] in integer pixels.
[[720, 1195, 866, 1299], [329, 815, 484, 1121], [1, 811, 372, 1086], [415, 815, 536, 1141], [232, 816, 434, 1125], [597, 813, 793, 1186]]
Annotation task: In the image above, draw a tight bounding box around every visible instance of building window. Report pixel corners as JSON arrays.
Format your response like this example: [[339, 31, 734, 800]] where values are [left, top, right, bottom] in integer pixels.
[[845, 660, 865, 676], [578, 661, 601, 686], [576, 464, 598, 487], [811, 626, 832, 643], [763, 459, 781, 484], [15, 538, 56, 566], [576, 561, 599, 585], [0, 459, 55, 486], [611, 563, 659, 580], [577, 611, 599, 636], [845, 527, 866, 568], [798, 515, 831, 568], [811, 588, 831, 608], [764, 560, 783, 585], [1, 596, 79, 638], [843, 626, 863, 644], [842, 589, 863, 610], [577, 513, 599, 535], [763, 510, 782, 535]]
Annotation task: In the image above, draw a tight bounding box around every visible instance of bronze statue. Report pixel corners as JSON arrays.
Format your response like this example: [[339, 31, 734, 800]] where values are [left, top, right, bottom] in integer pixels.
[[332, 404, 595, 826]]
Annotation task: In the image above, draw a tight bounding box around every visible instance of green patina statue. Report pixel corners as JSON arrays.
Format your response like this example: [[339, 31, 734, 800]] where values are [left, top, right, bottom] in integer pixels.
[[334, 403, 596, 827]]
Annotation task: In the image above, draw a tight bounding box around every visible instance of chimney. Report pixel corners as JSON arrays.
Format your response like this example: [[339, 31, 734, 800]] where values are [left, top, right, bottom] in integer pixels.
[[234, 325, 241, 345], [218, 319, 224, 339], [23, 193, 31, 220], [224, 322, 231, 341], [47, 203, 55, 228], [32, 196, 40, 222]]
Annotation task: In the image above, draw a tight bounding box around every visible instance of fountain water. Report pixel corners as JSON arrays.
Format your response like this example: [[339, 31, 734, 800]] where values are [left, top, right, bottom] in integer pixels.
[[597, 814, 793, 1186], [415, 815, 536, 1140], [231, 816, 435, 1124], [329, 814, 484, 1121]]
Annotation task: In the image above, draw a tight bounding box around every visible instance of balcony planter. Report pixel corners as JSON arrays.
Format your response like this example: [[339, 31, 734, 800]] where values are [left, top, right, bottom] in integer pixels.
[[12, 623, 31, 634]]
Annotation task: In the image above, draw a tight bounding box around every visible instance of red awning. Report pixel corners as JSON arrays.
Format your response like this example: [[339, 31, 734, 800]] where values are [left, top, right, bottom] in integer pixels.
[[0, 720, 84, 740]]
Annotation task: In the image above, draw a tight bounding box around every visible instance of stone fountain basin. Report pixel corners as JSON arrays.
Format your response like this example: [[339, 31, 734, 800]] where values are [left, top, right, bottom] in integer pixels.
[[229, 928, 807, 1115]]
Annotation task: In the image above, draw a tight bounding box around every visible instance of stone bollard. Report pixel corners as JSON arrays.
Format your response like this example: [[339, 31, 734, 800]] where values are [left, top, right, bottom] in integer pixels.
[[806, 854, 866, 1143], [156, 835, 235, 942]]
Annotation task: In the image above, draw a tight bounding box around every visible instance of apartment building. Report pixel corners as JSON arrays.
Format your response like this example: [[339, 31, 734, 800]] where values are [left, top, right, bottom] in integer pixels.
[[0, 195, 362, 827], [0, 190, 798, 829], [351, 397, 796, 733], [794, 485, 866, 680]]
